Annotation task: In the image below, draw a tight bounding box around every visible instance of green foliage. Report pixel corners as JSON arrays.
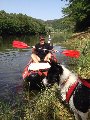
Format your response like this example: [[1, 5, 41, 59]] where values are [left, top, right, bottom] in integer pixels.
[[62, 0, 90, 31], [76, 40, 90, 78], [0, 10, 46, 35], [45, 16, 75, 32], [60, 32, 90, 78], [0, 86, 74, 120]]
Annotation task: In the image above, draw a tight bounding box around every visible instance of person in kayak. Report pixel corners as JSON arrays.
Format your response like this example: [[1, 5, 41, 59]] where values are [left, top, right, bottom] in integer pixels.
[[31, 36, 54, 63]]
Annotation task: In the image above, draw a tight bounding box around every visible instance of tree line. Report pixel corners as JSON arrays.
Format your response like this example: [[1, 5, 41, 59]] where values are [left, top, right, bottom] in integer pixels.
[[46, 0, 90, 32], [0, 10, 46, 36], [62, 0, 90, 31], [0, 0, 90, 36], [52, 0, 90, 32]]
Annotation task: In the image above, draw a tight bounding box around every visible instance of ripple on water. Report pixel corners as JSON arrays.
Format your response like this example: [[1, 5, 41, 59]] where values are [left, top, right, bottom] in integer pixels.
[[0, 50, 31, 101]]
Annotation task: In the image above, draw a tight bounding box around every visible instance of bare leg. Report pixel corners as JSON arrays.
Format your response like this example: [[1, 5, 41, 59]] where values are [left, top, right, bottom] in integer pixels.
[[31, 54, 40, 63], [44, 53, 52, 62]]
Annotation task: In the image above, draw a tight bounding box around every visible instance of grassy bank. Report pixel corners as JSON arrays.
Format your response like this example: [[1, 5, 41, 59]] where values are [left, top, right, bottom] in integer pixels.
[[0, 87, 74, 120], [59, 31, 90, 79]]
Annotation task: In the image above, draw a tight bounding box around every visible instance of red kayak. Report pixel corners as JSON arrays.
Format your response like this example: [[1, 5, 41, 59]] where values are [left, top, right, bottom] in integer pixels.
[[12, 40, 80, 90], [22, 54, 57, 90]]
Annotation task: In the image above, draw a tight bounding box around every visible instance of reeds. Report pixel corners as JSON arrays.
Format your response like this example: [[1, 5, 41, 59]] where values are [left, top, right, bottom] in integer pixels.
[[0, 85, 74, 120]]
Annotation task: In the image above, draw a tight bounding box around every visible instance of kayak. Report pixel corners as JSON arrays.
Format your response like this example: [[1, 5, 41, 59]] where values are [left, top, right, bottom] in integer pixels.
[[22, 54, 57, 90], [12, 40, 80, 90]]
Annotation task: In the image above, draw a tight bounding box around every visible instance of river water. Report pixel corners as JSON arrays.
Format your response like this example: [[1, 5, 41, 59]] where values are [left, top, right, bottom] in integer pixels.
[[0, 35, 68, 101]]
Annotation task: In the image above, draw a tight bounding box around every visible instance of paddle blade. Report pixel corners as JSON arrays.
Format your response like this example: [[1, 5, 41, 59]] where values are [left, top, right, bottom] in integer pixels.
[[62, 50, 80, 58], [13, 40, 30, 48]]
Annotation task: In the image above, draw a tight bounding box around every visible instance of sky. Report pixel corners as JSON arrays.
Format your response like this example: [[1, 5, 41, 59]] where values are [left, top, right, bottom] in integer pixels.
[[0, 0, 68, 21]]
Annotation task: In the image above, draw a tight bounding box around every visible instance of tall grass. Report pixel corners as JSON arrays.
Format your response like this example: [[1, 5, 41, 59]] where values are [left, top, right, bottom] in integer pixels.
[[24, 85, 74, 120], [52, 31, 73, 45], [0, 85, 74, 120], [59, 32, 90, 78], [0, 100, 23, 120]]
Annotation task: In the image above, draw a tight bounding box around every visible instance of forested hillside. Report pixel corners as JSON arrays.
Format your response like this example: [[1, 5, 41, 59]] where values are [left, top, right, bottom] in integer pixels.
[[45, 17, 74, 32], [0, 0, 90, 36], [0, 10, 46, 36], [46, 0, 90, 32]]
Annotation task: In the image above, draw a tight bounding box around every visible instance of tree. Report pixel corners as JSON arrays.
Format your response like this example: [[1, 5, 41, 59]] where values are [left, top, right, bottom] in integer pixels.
[[62, 0, 90, 31], [0, 10, 46, 35]]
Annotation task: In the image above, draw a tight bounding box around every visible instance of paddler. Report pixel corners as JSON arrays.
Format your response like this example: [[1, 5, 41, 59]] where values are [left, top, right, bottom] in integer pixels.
[[31, 36, 55, 63]]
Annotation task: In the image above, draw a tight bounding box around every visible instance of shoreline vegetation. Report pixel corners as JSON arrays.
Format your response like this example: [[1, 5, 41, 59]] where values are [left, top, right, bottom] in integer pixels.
[[0, 31, 90, 120], [60, 31, 90, 79]]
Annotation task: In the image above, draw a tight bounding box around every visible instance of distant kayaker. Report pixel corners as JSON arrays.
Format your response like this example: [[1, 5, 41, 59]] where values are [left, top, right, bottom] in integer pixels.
[[31, 36, 54, 63]]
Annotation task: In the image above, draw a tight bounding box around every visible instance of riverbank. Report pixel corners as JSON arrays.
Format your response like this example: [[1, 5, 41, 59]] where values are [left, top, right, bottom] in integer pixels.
[[59, 31, 90, 79]]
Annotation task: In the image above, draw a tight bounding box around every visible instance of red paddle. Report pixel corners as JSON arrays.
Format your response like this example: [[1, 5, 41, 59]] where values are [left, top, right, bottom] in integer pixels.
[[13, 40, 30, 48], [62, 50, 80, 58], [12, 40, 80, 58]]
